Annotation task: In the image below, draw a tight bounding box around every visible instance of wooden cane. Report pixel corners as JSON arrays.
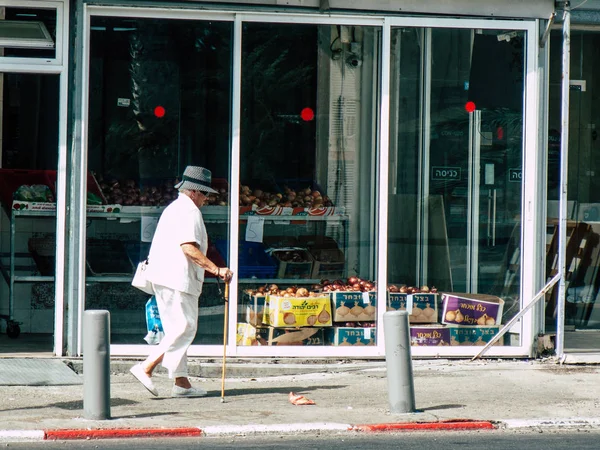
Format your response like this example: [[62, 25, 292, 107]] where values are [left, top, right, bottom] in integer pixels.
[[220, 281, 230, 403]]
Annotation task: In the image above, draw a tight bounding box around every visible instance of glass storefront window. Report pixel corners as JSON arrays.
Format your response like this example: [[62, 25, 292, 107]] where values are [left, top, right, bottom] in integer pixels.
[[548, 30, 600, 343], [0, 72, 60, 346], [388, 27, 525, 347], [86, 16, 232, 345], [237, 23, 380, 347]]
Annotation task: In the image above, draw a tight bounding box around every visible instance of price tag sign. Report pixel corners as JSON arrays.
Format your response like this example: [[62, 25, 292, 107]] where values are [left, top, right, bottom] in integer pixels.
[[362, 292, 370, 304], [245, 216, 265, 242], [406, 294, 414, 314], [141, 217, 158, 242]]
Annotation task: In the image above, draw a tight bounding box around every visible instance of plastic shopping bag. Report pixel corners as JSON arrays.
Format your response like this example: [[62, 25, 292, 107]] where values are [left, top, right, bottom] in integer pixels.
[[144, 296, 164, 345], [132, 259, 154, 295]]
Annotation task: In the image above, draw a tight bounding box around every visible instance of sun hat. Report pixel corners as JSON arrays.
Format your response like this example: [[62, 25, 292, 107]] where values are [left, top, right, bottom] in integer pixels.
[[174, 166, 218, 194]]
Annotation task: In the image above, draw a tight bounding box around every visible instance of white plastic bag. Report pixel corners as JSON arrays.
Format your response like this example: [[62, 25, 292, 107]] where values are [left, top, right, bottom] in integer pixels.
[[132, 259, 154, 295]]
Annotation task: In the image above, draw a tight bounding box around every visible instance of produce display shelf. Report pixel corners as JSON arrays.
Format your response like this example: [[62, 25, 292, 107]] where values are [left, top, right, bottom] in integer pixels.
[[11, 205, 348, 223], [14, 276, 54, 282]]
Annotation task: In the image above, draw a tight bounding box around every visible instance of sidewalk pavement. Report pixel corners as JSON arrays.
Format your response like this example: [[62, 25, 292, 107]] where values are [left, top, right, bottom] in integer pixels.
[[1, 357, 600, 441]]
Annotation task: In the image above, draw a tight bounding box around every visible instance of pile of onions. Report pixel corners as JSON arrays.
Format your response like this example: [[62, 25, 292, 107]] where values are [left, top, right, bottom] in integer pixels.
[[243, 276, 379, 297], [206, 187, 229, 206], [342, 322, 376, 328], [319, 277, 376, 293], [98, 177, 178, 206], [244, 284, 318, 298], [98, 178, 336, 209], [388, 284, 437, 294], [239, 185, 334, 208]]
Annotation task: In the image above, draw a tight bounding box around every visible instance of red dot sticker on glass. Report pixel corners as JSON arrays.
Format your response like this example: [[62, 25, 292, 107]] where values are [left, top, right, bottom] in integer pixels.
[[465, 101, 476, 113], [154, 106, 166, 118], [301, 107, 315, 122]]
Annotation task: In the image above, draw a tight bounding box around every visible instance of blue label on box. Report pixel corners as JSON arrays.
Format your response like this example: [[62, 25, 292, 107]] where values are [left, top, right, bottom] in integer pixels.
[[449, 326, 500, 346], [327, 327, 376, 346], [331, 291, 377, 322]]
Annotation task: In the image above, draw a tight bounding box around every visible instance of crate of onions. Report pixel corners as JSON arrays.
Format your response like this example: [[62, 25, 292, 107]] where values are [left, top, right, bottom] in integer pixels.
[[387, 284, 439, 324], [324, 277, 377, 323]]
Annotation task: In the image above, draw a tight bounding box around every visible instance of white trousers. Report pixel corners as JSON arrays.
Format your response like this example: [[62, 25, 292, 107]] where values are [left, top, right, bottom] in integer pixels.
[[145, 284, 199, 379]]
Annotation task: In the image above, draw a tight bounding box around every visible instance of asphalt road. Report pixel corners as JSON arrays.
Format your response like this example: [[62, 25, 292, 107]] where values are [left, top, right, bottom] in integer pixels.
[[7, 429, 600, 449]]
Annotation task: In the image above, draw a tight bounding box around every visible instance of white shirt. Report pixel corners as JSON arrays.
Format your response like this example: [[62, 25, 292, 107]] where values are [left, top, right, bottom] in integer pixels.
[[146, 193, 207, 296]]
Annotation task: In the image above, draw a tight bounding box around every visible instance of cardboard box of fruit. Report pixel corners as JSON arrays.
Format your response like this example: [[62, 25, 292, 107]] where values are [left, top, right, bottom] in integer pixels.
[[326, 327, 376, 346], [441, 293, 504, 326], [243, 293, 267, 327], [449, 325, 501, 346], [387, 292, 438, 324], [331, 291, 377, 322], [409, 325, 451, 346], [264, 295, 332, 327], [237, 324, 325, 346]]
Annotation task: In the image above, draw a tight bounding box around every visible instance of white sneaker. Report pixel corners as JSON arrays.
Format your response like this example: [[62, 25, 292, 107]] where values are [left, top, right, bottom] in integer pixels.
[[171, 385, 208, 398], [129, 363, 158, 397]]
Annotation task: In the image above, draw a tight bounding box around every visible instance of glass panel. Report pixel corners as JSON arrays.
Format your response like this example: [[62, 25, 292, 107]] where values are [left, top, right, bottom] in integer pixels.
[[388, 27, 525, 347], [0, 7, 57, 59], [238, 23, 380, 347], [0, 73, 60, 350], [86, 16, 232, 345], [547, 30, 600, 350]]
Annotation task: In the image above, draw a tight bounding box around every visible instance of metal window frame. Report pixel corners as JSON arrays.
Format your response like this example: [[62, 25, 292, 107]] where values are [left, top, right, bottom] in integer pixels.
[[78, 5, 540, 359], [0, 0, 64, 65], [385, 17, 541, 358], [0, 0, 69, 356]]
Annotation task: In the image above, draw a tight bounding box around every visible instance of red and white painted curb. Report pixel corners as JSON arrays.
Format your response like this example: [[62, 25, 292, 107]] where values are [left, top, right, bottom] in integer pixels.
[[6, 418, 600, 441], [0, 420, 496, 441]]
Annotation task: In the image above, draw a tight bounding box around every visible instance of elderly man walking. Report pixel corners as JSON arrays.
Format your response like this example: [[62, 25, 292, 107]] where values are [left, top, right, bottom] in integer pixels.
[[130, 166, 233, 397]]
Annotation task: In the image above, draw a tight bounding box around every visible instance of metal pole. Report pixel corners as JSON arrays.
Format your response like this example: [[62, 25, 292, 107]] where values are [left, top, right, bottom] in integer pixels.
[[83, 310, 111, 420], [383, 311, 416, 414], [221, 282, 230, 403], [556, 3, 571, 359]]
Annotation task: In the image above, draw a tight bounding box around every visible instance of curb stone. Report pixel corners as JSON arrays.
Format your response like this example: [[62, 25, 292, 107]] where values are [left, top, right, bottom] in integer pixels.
[[501, 418, 600, 429], [5, 418, 600, 441], [1, 420, 496, 441]]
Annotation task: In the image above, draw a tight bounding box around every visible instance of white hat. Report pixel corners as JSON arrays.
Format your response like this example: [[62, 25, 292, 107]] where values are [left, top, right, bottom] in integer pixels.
[[174, 166, 218, 194]]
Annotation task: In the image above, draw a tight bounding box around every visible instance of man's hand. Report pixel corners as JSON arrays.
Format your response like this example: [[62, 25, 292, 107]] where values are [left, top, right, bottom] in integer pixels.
[[217, 267, 233, 282]]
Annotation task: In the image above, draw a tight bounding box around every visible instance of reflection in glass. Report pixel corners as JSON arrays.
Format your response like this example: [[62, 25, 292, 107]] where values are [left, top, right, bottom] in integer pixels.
[[238, 23, 380, 347], [86, 17, 232, 345], [547, 30, 600, 341]]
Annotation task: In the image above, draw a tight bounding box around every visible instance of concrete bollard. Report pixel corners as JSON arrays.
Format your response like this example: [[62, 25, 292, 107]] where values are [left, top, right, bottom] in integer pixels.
[[83, 310, 111, 420], [383, 310, 416, 414]]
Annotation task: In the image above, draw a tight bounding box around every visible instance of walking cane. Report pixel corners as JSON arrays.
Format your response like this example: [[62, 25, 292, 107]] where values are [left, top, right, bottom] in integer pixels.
[[220, 281, 230, 403]]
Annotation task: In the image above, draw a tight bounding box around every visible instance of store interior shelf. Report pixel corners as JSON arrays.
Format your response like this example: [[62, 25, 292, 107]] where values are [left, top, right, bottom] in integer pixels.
[[13, 205, 347, 223], [80, 277, 324, 284], [5, 275, 323, 284], [14, 275, 54, 282]]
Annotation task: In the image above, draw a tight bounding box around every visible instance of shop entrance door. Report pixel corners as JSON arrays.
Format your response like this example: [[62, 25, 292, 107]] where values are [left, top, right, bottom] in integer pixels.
[[0, 72, 61, 355], [388, 25, 526, 325], [548, 29, 600, 354]]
